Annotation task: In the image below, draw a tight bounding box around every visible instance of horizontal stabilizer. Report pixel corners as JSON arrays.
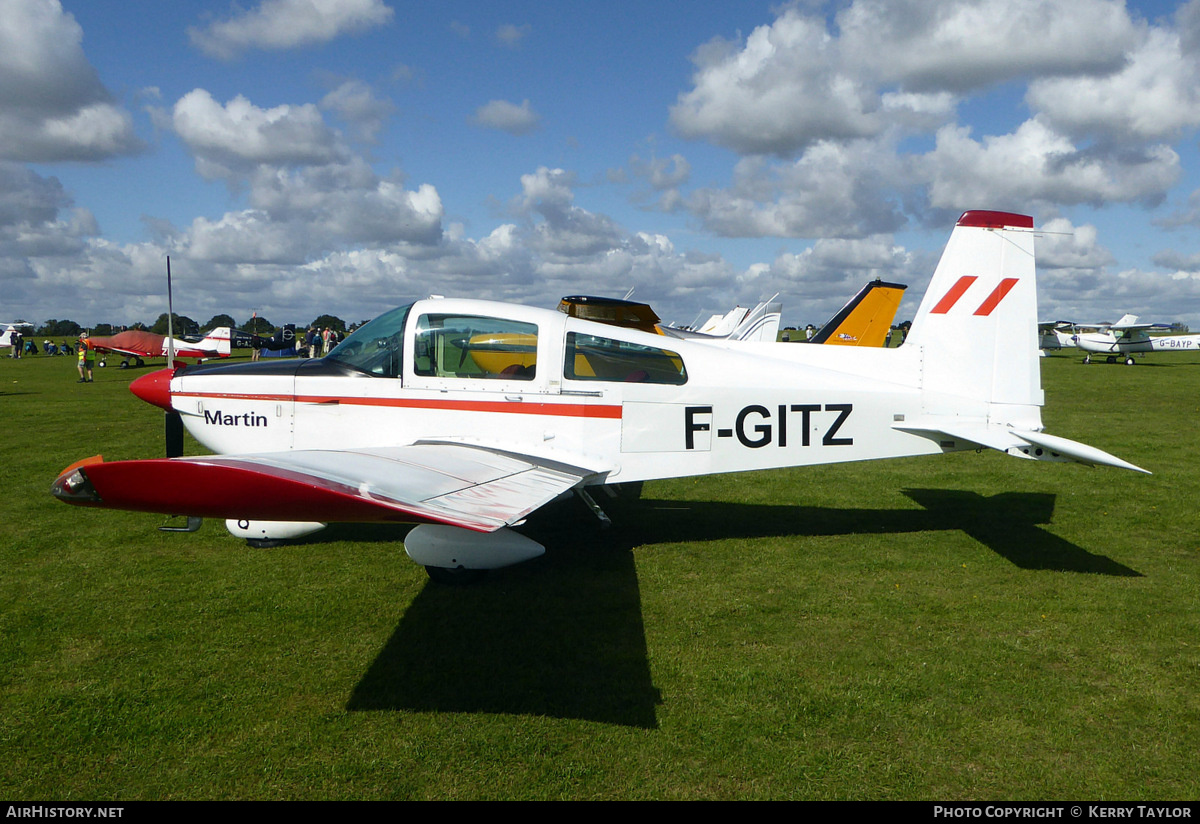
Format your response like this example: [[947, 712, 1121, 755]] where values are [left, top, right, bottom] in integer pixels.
[[1013, 430, 1150, 473], [894, 419, 1148, 473]]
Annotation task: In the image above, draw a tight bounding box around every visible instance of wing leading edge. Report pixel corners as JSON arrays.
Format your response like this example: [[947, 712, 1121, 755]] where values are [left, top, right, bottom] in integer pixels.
[[51, 442, 602, 532]]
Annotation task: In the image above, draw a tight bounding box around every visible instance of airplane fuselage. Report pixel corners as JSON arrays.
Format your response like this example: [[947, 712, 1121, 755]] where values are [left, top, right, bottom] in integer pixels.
[[87, 328, 232, 362], [1074, 331, 1200, 356], [166, 298, 969, 486]]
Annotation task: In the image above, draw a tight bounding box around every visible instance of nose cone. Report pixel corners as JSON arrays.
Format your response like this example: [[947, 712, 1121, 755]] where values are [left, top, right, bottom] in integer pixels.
[[130, 367, 175, 410]]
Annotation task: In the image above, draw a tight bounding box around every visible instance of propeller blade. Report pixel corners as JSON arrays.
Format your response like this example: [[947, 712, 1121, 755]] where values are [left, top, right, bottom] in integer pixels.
[[166, 411, 184, 458]]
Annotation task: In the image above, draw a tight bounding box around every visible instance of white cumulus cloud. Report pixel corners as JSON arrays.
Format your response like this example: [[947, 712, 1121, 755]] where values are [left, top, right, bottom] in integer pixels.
[[471, 99, 541, 135], [0, 0, 140, 161], [189, 0, 394, 60], [171, 89, 348, 179]]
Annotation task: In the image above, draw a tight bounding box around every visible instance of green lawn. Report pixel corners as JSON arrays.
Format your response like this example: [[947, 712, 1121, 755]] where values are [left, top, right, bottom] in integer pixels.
[[1, 349, 1197, 800]]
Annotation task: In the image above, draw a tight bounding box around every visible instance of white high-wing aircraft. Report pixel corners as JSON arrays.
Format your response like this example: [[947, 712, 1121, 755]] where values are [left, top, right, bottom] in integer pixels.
[[1071, 314, 1200, 365], [52, 211, 1147, 581], [1038, 321, 1077, 351], [1, 322, 34, 349]]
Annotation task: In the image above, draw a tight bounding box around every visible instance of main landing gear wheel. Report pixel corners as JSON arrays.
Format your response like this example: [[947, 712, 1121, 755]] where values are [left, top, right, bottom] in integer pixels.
[[1125, 357, 1135, 365], [424, 565, 489, 585], [1083, 354, 1091, 364]]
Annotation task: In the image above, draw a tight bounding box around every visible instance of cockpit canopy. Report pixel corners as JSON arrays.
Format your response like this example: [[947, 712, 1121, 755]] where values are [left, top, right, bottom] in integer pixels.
[[325, 299, 686, 385], [325, 303, 411, 377]]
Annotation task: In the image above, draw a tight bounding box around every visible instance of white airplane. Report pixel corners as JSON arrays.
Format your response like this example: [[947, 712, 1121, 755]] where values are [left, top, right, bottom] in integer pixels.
[[1070, 314, 1200, 365], [1038, 321, 1077, 351], [1, 321, 34, 349], [687, 297, 783, 341], [51, 210, 1147, 582]]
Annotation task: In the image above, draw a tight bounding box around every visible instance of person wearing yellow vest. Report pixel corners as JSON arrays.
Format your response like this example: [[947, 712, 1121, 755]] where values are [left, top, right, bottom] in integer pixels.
[[76, 338, 94, 383]]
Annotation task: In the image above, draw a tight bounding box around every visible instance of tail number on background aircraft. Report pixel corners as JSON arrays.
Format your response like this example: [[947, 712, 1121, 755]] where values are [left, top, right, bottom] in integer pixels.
[[685, 404, 852, 450]]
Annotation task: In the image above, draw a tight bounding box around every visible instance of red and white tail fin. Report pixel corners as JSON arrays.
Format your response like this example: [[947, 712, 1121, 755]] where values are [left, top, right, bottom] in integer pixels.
[[904, 210, 1041, 426], [201, 327, 232, 357], [899, 210, 1147, 473]]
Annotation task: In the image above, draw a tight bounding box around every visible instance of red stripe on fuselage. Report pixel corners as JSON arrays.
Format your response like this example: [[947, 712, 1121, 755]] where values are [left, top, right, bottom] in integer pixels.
[[972, 278, 1019, 316], [174, 391, 624, 419], [930, 276, 977, 314]]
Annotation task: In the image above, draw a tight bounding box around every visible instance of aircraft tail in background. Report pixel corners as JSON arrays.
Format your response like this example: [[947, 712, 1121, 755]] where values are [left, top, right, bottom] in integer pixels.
[[200, 327, 232, 357], [809, 280, 906, 347], [728, 297, 782, 342]]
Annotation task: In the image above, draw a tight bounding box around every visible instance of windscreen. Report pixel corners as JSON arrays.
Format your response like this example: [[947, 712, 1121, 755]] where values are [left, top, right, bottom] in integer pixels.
[[325, 304, 412, 377]]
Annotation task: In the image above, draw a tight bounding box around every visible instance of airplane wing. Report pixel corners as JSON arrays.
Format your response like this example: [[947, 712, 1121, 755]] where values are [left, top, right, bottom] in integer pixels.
[[85, 330, 166, 358], [52, 442, 604, 532], [1114, 323, 1172, 332], [87, 341, 143, 358]]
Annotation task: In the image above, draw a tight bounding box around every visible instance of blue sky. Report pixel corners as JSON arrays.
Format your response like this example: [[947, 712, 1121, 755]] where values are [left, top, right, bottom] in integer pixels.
[[4, 0, 1200, 331]]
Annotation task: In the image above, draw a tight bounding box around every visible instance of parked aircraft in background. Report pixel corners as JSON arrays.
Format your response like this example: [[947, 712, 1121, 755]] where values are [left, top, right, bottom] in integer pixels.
[[1, 322, 33, 349], [562, 280, 903, 348], [52, 211, 1146, 582], [83, 327, 232, 368], [559, 294, 783, 342], [1039, 321, 1077, 351], [681, 297, 783, 341], [1072, 314, 1200, 364], [805, 280, 906, 347]]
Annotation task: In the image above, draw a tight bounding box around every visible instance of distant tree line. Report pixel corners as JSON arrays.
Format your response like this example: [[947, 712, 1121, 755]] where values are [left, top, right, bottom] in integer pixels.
[[24, 313, 355, 339]]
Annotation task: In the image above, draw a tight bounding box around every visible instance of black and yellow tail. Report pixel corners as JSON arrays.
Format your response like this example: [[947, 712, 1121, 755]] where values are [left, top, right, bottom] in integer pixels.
[[809, 280, 906, 347]]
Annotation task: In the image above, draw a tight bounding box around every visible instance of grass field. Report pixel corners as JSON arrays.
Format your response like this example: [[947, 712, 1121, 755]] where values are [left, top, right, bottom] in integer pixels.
[[1, 349, 1198, 800]]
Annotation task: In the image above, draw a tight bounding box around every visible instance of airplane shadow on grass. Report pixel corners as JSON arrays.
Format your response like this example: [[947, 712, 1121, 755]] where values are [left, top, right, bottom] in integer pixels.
[[346, 488, 1139, 728]]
